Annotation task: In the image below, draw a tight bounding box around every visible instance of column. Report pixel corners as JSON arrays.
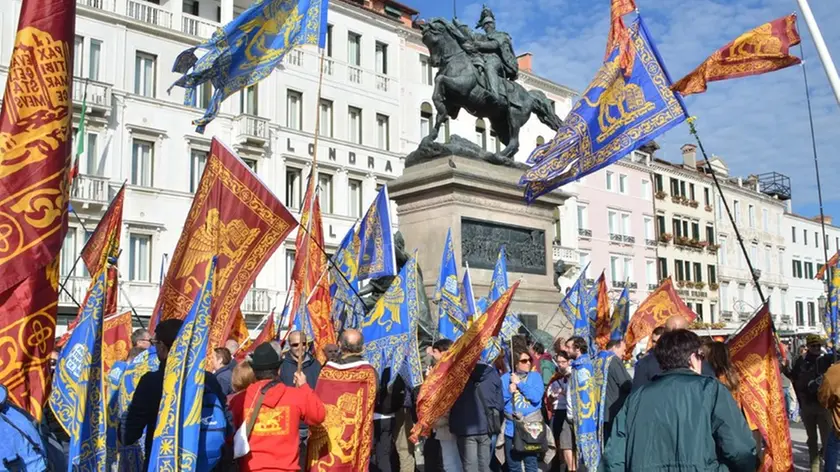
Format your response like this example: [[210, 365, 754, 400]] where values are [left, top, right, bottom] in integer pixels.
[[221, 0, 234, 24], [168, 0, 182, 34]]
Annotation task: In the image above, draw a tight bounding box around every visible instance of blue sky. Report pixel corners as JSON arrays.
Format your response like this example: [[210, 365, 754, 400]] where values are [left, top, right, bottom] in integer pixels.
[[416, 0, 840, 219]]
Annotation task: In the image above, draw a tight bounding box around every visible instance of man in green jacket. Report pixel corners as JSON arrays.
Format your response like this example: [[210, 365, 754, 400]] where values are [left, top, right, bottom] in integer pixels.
[[601, 329, 757, 472]]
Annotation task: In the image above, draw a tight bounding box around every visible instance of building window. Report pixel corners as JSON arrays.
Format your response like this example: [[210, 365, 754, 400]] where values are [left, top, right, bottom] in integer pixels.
[[60, 230, 77, 277], [318, 174, 334, 214], [733, 200, 741, 224], [488, 129, 499, 153], [720, 237, 728, 266], [764, 245, 772, 272], [654, 173, 663, 192], [694, 262, 702, 282], [623, 257, 633, 282], [620, 213, 631, 236], [348, 32, 361, 66], [656, 215, 666, 236], [286, 90, 302, 130], [74, 36, 84, 77], [285, 249, 296, 287], [579, 252, 591, 279], [641, 179, 651, 200], [669, 177, 679, 196], [816, 231, 820, 248], [808, 301, 816, 326], [325, 24, 333, 56], [762, 208, 769, 231], [780, 289, 787, 315], [706, 225, 715, 244], [738, 284, 746, 306], [376, 114, 390, 151], [189, 82, 213, 109], [475, 119, 487, 149], [657, 257, 668, 280], [242, 158, 257, 173], [85, 133, 99, 175], [674, 259, 685, 281], [190, 149, 207, 193], [131, 139, 154, 187], [717, 195, 724, 221], [618, 174, 628, 194], [577, 205, 588, 231], [792, 226, 797, 243], [610, 255, 620, 281], [708, 265, 717, 284], [704, 188, 710, 206], [285, 168, 302, 210], [644, 217, 654, 241], [608, 210, 618, 235], [748, 205, 755, 228], [134, 52, 156, 97], [689, 183, 696, 201], [375, 41, 388, 75], [792, 259, 803, 278], [684, 261, 692, 281], [691, 222, 700, 240], [606, 171, 615, 191], [348, 179, 362, 218], [129, 234, 152, 282], [804, 229, 808, 246], [420, 55, 433, 86], [721, 283, 730, 311], [319, 99, 333, 137], [750, 244, 758, 267], [420, 103, 433, 139], [696, 303, 704, 322], [646, 260, 656, 285], [348, 107, 362, 144], [795, 301, 805, 326], [89, 39, 102, 81], [805, 261, 814, 279]]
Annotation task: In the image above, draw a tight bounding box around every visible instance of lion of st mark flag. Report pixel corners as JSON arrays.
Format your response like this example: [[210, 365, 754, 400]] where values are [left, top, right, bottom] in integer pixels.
[[0, 0, 75, 420], [151, 138, 298, 353]]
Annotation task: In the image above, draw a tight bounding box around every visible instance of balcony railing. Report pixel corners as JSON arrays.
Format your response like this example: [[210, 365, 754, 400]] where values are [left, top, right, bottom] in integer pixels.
[[552, 243, 577, 265], [235, 114, 270, 143], [622, 235, 636, 244], [609, 233, 623, 243], [628, 282, 638, 289], [375, 74, 390, 92], [181, 13, 219, 39], [578, 228, 592, 238], [73, 78, 112, 112], [241, 288, 273, 314], [58, 276, 92, 306], [126, 0, 172, 28], [648, 283, 658, 291], [322, 58, 335, 76], [738, 312, 751, 321], [348, 65, 363, 84], [612, 281, 626, 289], [72, 174, 110, 205], [286, 49, 304, 67], [721, 311, 734, 322], [645, 238, 657, 247], [78, 0, 116, 10], [781, 315, 792, 324]]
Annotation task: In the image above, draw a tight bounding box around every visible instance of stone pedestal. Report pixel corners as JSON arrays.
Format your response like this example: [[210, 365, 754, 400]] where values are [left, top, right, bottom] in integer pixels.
[[389, 156, 571, 333]]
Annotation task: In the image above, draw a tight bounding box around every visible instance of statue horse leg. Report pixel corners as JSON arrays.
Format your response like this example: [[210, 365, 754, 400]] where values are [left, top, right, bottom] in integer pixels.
[[431, 70, 478, 135]]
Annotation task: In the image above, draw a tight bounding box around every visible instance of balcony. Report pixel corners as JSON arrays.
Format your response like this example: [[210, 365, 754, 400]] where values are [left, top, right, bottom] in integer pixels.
[[286, 49, 304, 67], [234, 114, 270, 147], [578, 228, 592, 238], [721, 311, 734, 322], [628, 282, 638, 289], [622, 235, 636, 244], [73, 78, 112, 115], [71, 174, 110, 207], [322, 58, 335, 77], [126, 0, 173, 29], [241, 288, 274, 314], [348, 65, 363, 85], [648, 283, 658, 291], [375, 74, 391, 92], [645, 238, 657, 247], [609, 233, 623, 243], [181, 13, 219, 39], [781, 315, 792, 324], [552, 243, 577, 265], [738, 312, 751, 321], [58, 276, 92, 307]]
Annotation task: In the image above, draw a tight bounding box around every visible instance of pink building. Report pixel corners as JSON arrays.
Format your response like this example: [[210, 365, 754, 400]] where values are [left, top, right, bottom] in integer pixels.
[[573, 152, 658, 310]]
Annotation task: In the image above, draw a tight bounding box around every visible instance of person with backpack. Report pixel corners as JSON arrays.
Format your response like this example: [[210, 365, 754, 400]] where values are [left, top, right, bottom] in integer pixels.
[[0, 384, 67, 472], [123, 319, 233, 472], [228, 343, 325, 471]]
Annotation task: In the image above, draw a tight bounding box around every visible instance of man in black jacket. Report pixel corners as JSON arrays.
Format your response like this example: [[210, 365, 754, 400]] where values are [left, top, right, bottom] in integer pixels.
[[632, 316, 714, 391], [602, 339, 633, 443], [278, 330, 322, 470], [123, 319, 229, 471], [787, 334, 832, 472], [450, 362, 503, 472]]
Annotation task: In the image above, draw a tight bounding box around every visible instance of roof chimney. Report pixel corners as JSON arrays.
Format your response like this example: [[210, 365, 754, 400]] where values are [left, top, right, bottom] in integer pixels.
[[517, 53, 533, 74], [814, 215, 834, 225], [681, 144, 697, 170]]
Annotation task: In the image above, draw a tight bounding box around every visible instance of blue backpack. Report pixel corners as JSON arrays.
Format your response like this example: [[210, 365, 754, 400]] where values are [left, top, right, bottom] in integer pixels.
[[0, 385, 49, 472], [197, 387, 230, 471]]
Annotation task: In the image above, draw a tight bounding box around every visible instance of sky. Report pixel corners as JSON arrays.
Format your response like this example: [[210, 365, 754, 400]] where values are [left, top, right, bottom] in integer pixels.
[[416, 0, 840, 220]]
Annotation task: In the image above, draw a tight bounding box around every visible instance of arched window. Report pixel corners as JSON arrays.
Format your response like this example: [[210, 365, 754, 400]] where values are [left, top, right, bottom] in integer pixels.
[[420, 102, 433, 140], [475, 118, 487, 150], [536, 136, 545, 146]]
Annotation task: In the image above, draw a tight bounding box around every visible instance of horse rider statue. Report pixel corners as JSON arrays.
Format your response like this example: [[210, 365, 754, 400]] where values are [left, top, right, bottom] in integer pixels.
[[453, 5, 519, 108]]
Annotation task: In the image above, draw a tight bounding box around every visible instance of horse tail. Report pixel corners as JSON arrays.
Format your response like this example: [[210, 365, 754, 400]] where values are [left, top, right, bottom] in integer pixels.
[[529, 90, 564, 131]]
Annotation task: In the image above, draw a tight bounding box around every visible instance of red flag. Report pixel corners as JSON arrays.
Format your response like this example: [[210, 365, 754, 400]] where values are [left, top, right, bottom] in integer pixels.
[[236, 310, 276, 362], [229, 308, 250, 347], [0, 0, 75, 420], [672, 15, 801, 96], [102, 311, 132, 374], [411, 282, 520, 442], [289, 183, 326, 326], [81, 184, 124, 274], [624, 278, 695, 359], [152, 138, 298, 352], [307, 274, 335, 364], [728, 305, 793, 471], [605, 0, 636, 73], [594, 273, 611, 350]]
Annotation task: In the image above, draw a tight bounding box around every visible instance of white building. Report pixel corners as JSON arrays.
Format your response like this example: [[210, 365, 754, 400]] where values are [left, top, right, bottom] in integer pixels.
[[783, 212, 840, 336], [0, 0, 573, 331]]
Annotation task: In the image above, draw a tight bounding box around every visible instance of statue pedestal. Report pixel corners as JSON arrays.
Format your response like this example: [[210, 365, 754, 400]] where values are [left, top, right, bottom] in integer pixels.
[[389, 156, 571, 334]]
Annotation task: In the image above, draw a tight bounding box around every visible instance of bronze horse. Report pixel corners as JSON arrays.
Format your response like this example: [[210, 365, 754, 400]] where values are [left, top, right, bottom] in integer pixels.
[[417, 18, 564, 159]]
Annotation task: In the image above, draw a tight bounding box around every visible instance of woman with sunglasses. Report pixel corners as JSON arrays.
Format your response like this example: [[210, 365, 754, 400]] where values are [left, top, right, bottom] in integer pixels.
[[501, 347, 545, 472]]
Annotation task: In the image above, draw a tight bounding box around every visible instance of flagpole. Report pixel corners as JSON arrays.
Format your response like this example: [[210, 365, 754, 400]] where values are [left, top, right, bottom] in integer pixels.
[[795, 0, 840, 108]]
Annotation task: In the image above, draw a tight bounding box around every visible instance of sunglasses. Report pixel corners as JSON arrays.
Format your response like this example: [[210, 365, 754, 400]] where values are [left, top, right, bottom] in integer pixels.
[[289, 342, 302, 348], [518, 358, 531, 364]]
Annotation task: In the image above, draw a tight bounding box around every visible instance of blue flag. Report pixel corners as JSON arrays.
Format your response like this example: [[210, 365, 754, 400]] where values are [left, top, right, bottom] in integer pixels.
[[113, 348, 158, 472], [49, 269, 112, 471], [148, 259, 216, 470], [436, 229, 467, 341], [829, 261, 840, 347], [357, 186, 397, 280], [461, 264, 479, 324], [361, 256, 424, 388], [520, 17, 688, 202], [560, 263, 590, 326], [488, 246, 509, 304], [329, 226, 364, 330], [610, 287, 630, 342], [171, 0, 329, 132]]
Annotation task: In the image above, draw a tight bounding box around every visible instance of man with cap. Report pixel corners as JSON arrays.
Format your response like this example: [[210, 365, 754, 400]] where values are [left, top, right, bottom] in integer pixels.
[[228, 342, 326, 472], [123, 319, 230, 471], [787, 334, 832, 472]]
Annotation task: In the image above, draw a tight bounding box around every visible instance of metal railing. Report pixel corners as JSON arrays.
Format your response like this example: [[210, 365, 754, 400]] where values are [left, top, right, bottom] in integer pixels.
[[645, 238, 657, 247], [622, 235, 636, 244], [71, 174, 110, 204], [648, 283, 658, 291], [609, 233, 623, 242], [578, 228, 592, 238]]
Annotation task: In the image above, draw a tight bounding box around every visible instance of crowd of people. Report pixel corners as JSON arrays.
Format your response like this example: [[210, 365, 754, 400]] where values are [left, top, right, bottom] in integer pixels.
[[15, 315, 840, 471]]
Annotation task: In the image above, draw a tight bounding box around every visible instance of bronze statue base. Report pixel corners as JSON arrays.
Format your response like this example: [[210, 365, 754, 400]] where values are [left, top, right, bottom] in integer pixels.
[[406, 135, 529, 170]]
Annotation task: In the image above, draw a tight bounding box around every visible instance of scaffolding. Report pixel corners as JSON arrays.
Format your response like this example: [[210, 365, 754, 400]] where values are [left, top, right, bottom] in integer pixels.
[[757, 172, 792, 201]]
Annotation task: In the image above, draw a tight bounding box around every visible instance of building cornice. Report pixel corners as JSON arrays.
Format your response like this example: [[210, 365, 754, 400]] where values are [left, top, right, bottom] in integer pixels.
[[519, 73, 578, 99], [713, 178, 788, 209], [785, 211, 840, 232]]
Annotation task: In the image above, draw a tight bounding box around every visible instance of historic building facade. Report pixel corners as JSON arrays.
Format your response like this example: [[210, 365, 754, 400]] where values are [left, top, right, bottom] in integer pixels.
[[0, 0, 574, 331]]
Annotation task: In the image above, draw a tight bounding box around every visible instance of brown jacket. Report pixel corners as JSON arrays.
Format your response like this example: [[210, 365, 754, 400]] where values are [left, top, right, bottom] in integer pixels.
[[818, 363, 840, 434]]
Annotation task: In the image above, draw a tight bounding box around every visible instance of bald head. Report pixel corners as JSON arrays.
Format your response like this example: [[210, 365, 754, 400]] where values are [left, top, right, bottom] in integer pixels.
[[340, 329, 364, 356], [288, 330, 307, 359], [224, 339, 239, 355], [664, 316, 689, 332]]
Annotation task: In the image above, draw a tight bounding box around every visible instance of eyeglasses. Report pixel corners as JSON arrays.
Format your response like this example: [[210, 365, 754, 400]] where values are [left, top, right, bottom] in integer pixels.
[[138, 338, 151, 344], [289, 342, 302, 348], [518, 358, 531, 364]]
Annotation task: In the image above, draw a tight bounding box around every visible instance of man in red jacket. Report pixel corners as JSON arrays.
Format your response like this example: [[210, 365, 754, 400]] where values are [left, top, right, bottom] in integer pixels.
[[229, 342, 326, 471]]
